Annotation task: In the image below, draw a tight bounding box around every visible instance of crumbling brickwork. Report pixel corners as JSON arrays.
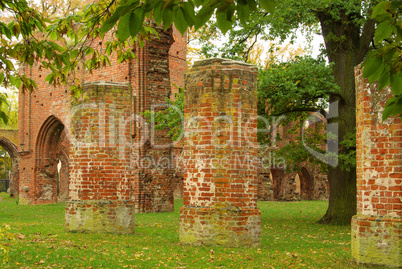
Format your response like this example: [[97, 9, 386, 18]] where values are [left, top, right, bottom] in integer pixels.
[[180, 58, 261, 247], [351, 67, 401, 267], [169, 28, 187, 94], [18, 61, 71, 205], [131, 29, 175, 213], [65, 83, 134, 233], [16, 26, 187, 221]]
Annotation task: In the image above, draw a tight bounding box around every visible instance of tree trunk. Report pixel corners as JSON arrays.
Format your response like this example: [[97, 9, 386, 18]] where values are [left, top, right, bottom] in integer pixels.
[[317, 10, 361, 225]]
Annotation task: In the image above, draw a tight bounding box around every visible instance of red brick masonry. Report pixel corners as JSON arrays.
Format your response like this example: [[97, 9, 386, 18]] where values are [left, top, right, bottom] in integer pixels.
[[179, 58, 261, 247]]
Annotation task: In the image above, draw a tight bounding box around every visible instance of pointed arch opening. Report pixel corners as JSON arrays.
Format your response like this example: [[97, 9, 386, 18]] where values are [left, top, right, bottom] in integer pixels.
[[298, 167, 314, 200], [35, 116, 70, 203], [0, 137, 19, 196]]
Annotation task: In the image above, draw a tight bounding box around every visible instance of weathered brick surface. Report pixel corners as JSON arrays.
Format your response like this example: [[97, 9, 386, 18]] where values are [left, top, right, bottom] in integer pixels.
[[18, 62, 71, 205], [180, 58, 261, 247], [65, 83, 135, 233], [351, 67, 401, 267], [16, 26, 187, 219], [131, 28, 175, 213], [169, 28, 187, 94]]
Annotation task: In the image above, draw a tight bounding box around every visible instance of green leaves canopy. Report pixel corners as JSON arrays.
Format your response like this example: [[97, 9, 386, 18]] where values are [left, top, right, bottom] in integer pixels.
[[362, 0, 402, 120], [1, 0, 276, 95], [258, 56, 339, 116], [1, 0, 400, 122], [101, 0, 276, 37]]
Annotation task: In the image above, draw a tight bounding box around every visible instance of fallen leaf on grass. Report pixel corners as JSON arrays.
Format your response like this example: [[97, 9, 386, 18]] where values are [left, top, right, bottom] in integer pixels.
[[18, 234, 25, 239]]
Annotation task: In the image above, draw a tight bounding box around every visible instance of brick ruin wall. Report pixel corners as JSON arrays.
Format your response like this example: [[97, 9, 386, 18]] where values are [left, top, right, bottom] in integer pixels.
[[16, 26, 187, 213], [17, 63, 72, 205], [256, 115, 329, 202], [257, 160, 328, 202], [351, 67, 401, 267], [130, 28, 175, 213]]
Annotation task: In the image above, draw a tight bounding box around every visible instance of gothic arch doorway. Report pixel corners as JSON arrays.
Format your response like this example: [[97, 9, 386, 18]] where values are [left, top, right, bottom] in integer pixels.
[[35, 116, 69, 203], [0, 137, 19, 196], [270, 167, 285, 200], [298, 167, 314, 200], [56, 150, 69, 201]]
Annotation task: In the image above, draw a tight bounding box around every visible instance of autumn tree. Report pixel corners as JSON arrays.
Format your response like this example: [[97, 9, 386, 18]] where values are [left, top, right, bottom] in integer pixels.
[[29, 0, 85, 18], [265, 0, 400, 224], [190, 0, 401, 224], [0, 90, 17, 129]]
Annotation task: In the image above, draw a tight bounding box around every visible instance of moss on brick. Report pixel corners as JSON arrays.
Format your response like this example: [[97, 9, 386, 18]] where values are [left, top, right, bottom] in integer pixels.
[[352, 215, 401, 267], [353, 66, 402, 268], [66, 200, 135, 234], [180, 205, 261, 247]]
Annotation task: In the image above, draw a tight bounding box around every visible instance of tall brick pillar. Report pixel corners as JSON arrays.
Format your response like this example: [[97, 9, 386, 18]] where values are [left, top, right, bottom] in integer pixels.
[[180, 58, 261, 247], [351, 67, 401, 267], [131, 28, 175, 213], [65, 82, 134, 234]]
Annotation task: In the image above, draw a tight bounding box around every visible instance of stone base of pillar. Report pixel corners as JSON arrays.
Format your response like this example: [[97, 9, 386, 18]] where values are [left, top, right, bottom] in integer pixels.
[[352, 214, 401, 267], [65, 200, 135, 234], [180, 205, 261, 247]]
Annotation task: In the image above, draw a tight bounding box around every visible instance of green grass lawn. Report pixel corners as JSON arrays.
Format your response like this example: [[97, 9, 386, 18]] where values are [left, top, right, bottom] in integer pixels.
[[0, 193, 368, 268]]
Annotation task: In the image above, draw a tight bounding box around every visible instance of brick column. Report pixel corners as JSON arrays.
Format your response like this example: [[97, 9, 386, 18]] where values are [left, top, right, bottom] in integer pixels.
[[351, 67, 401, 267], [131, 28, 175, 213], [65, 82, 134, 234], [180, 58, 261, 247]]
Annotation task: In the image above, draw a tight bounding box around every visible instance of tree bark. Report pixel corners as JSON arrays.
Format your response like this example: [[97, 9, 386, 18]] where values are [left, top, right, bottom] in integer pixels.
[[316, 9, 373, 225]]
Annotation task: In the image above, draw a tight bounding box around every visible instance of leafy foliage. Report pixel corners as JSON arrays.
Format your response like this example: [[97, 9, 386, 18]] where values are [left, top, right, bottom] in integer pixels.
[[0, 147, 12, 180], [0, 224, 15, 264], [362, 0, 402, 120], [257, 56, 339, 171], [0, 93, 9, 125], [258, 56, 339, 117], [143, 88, 184, 142], [29, 0, 85, 18], [0, 90, 18, 129], [1, 0, 57, 92]]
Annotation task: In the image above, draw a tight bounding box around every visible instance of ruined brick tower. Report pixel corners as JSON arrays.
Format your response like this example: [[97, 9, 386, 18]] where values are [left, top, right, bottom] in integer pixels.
[[17, 27, 187, 232]]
